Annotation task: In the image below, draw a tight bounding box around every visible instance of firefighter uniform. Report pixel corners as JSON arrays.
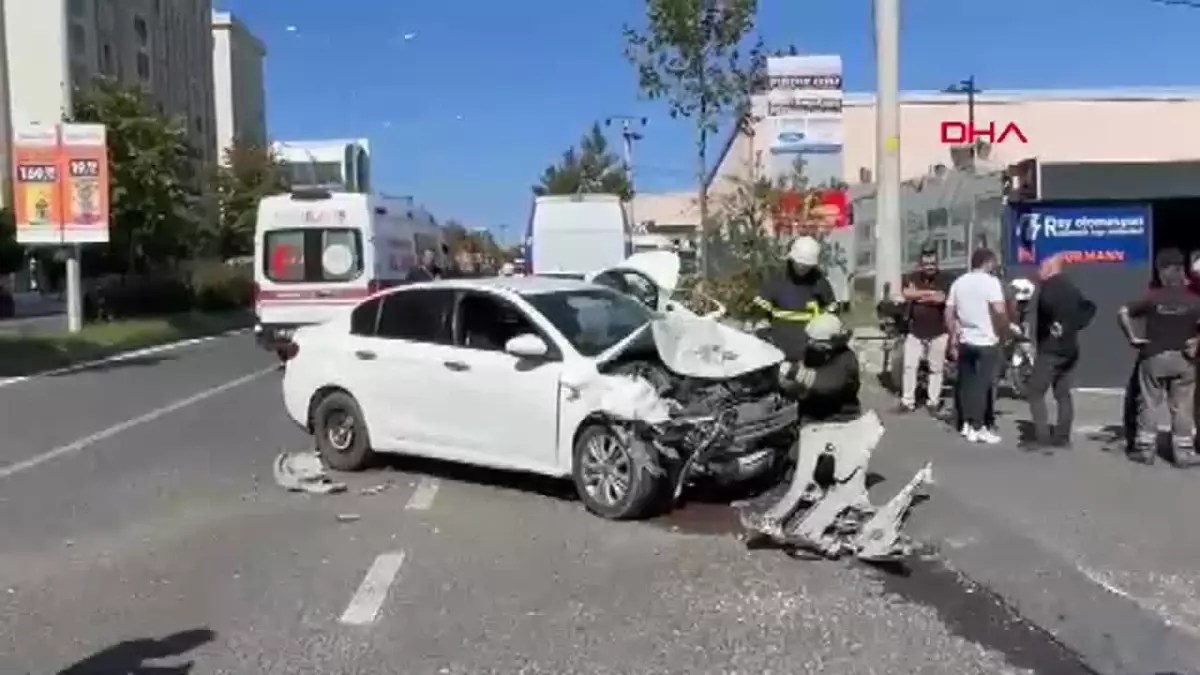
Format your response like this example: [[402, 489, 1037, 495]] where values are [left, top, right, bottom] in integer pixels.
[[752, 236, 838, 361]]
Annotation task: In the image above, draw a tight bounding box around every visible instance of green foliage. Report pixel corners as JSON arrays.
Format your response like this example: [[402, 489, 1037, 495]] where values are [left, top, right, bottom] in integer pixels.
[[210, 143, 286, 260], [70, 79, 199, 273], [622, 0, 764, 135], [689, 154, 849, 319], [189, 259, 254, 311], [533, 123, 633, 200], [0, 208, 24, 276]]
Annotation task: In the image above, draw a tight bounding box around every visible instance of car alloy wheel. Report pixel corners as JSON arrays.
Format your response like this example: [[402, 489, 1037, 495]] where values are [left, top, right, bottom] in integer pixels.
[[325, 411, 356, 453], [579, 432, 633, 508]]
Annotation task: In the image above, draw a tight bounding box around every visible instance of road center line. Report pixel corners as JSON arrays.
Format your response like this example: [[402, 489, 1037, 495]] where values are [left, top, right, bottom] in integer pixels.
[[405, 477, 439, 510], [0, 365, 276, 480], [339, 551, 406, 626]]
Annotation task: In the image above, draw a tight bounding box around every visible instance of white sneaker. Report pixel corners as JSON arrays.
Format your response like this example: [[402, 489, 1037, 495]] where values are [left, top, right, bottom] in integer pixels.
[[962, 425, 978, 442], [976, 428, 1002, 444]]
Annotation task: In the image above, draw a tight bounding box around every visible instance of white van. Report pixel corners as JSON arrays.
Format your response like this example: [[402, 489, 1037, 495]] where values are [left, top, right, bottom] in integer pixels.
[[527, 194, 631, 278], [253, 189, 443, 349]]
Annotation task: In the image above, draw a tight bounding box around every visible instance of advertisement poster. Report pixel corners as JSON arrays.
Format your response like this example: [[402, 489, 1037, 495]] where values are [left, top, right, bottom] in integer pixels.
[[1013, 204, 1150, 265], [12, 125, 64, 245], [59, 123, 110, 243], [11, 123, 109, 245]]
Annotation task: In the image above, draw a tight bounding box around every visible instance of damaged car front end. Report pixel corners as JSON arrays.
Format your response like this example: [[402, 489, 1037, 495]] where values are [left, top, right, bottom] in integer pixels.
[[571, 311, 797, 519]]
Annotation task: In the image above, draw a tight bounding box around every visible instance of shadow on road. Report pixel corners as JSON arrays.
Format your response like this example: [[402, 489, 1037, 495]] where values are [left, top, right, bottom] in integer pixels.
[[46, 354, 176, 376], [377, 454, 575, 502], [55, 628, 215, 675]]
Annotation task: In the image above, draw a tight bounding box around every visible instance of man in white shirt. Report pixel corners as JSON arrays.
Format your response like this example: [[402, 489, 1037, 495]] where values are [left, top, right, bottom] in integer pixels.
[[945, 248, 1014, 443]]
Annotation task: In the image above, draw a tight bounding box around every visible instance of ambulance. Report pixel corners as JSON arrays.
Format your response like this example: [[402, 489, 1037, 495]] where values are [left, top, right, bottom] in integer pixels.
[[253, 189, 443, 351]]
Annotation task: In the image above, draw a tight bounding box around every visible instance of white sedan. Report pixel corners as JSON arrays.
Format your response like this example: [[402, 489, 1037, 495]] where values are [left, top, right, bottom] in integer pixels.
[[281, 262, 795, 520]]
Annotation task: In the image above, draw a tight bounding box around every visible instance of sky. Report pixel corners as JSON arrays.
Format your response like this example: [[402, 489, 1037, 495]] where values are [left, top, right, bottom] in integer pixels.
[[217, 0, 1200, 245]]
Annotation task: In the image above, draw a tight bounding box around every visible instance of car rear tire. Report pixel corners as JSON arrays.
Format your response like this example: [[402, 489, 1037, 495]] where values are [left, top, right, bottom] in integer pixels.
[[572, 423, 661, 520], [312, 391, 375, 472]]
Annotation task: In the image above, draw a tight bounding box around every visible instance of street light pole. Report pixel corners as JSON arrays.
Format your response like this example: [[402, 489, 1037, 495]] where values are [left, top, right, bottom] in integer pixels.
[[944, 75, 981, 159], [604, 115, 646, 229], [873, 0, 902, 299]]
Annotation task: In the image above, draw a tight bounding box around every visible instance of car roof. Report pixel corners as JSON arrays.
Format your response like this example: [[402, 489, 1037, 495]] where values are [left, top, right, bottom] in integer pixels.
[[387, 275, 600, 298]]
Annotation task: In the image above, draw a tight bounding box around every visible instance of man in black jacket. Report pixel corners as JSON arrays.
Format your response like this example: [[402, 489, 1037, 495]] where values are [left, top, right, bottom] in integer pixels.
[[1023, 254, 1096, 449]]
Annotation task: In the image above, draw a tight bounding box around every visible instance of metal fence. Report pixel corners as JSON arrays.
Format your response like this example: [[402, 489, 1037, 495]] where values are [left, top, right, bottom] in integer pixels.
[[850, 169, 1006, 290]]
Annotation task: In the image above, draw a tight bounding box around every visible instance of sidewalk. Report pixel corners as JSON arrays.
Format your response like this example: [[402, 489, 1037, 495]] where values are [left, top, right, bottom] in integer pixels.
[[865, 383, 1200, 674]]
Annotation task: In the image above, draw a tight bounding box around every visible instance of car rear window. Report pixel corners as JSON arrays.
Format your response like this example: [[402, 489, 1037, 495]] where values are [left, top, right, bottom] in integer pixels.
[[264, 228, 363, 283]]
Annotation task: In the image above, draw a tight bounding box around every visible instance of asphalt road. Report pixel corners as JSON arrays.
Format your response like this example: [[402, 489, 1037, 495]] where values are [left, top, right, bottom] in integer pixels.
[[0, 334, 1126, 674]]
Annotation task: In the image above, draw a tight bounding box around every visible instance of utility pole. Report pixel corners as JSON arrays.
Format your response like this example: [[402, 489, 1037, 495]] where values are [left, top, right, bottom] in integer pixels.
[[605, 115, 646, 230], [873, 0, 902, 299], [944, 75, 981, 159]]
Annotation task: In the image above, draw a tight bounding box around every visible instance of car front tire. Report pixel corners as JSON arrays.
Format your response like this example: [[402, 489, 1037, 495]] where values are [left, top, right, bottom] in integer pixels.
[[312, 391, 375, 471], [572, 423, 661, 520]]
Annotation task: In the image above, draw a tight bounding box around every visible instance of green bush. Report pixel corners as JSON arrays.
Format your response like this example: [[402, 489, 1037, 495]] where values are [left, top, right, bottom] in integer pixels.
[[190, 260, 253, 312], [85, 273, 194, 321]]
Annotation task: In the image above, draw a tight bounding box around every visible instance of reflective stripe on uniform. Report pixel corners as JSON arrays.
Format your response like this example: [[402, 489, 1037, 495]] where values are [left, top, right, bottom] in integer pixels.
[[752, 297, 824, 322]]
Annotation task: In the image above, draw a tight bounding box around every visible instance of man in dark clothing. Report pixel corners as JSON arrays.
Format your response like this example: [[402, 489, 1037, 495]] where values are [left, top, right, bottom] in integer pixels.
[[1023, 254, 1096, 449], [898, 246, 951, 412], [406, 249, 442, 282], [751, 235, 838, 361], [740, 313, 862, 539], [1119, 248, 1200, 466]]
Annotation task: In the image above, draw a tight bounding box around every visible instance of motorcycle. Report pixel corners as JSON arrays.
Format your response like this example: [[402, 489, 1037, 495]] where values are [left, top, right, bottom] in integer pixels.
[[1003, 280, 1036, 400]]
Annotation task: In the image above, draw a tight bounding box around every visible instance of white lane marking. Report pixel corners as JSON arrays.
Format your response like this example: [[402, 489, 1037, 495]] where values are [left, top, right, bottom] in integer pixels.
[[405, 477, 439, 510], [0, 328, 251, 389], [1073, 387, 1124, 396], [0, 365, 275, 480], [339, 551, 406, 626]]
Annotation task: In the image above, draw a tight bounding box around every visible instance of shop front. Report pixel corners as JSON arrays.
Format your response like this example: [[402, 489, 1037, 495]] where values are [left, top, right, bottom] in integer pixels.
[[1004, 159, 1200, 389]]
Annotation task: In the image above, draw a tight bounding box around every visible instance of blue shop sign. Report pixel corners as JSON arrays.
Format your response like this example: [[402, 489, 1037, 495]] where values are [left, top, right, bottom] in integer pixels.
[[1012, 204, 1150, 265]]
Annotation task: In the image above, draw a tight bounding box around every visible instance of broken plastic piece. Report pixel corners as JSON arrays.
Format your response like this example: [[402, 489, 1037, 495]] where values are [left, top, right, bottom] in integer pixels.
[[273, 451, 347, 494]]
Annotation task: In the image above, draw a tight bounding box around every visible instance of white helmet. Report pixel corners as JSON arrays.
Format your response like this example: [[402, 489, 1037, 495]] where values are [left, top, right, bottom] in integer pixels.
[[1009, 277, 1035, 301], [805, 313, 844, 342], [788, 236, 821, 267]]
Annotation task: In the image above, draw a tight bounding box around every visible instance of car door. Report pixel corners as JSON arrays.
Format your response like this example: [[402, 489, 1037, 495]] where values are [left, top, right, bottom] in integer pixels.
[[591, 251, 682, 312], [442, 290, 563, 473], [354, 287, 460, 453]]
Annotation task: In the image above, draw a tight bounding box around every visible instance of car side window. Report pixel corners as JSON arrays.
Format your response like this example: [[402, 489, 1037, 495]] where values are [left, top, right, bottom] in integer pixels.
[[593, 270, 658, 309], [376, 288, 454, 344], [349, 297, 382, 336], [456, 292, 541, 353]]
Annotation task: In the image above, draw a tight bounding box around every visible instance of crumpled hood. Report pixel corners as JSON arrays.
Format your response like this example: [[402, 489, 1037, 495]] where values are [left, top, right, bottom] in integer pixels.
[[594, 311, 785, 380]]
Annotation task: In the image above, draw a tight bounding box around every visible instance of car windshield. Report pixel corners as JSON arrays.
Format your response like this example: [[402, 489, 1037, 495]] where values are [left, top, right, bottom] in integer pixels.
[[525, 288, 653, 357]]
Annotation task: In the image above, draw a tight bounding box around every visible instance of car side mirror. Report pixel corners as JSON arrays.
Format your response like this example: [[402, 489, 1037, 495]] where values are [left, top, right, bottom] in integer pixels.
[[504, 333, 548, 358]]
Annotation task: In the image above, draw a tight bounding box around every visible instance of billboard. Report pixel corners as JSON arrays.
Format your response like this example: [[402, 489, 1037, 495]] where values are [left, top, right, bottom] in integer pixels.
[[12, 123, 109, 245], [1012, 204, 1150, 265], [764, 54, 843, 187]]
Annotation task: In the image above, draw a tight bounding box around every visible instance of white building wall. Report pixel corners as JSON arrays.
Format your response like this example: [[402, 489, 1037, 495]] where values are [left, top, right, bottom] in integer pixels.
[[212, 10, 265, 160]]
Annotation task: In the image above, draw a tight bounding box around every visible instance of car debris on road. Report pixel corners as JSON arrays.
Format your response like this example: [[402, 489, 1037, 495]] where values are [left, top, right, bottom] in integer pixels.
[[273, 450, 347, 494]]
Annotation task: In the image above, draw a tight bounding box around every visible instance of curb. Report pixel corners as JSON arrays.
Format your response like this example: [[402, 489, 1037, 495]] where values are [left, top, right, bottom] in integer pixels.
[[0, 327, 251, 389]]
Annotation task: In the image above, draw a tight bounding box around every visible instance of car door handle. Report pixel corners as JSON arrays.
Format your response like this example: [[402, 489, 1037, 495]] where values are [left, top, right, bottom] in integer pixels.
[[354, 350, 376, 360], [443, 360, 469, 371]]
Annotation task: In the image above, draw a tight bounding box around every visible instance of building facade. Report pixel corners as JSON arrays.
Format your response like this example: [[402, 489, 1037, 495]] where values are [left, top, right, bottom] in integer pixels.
[[211, 10, 265, 160], [4, 0, 218, 164], [272, 139, 371, 193]]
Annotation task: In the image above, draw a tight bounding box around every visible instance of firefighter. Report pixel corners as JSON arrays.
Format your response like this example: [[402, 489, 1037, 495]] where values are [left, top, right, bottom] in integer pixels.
[[1118, 248, 1200, 466], [751, 235, 839, 361], [739, 313, 861, 540]]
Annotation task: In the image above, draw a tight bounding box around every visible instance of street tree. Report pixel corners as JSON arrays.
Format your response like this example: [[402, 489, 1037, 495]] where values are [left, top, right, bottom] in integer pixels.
[[212, 143, 288, 259], [533, 122, 632, 200], [623, 0, 763, 273], [71, 79, 198, 273]]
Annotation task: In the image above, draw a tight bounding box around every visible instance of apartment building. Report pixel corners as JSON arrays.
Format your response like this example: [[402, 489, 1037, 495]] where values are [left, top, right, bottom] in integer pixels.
[[3, 0, 218, 164], [211, 10, 265, 160]]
